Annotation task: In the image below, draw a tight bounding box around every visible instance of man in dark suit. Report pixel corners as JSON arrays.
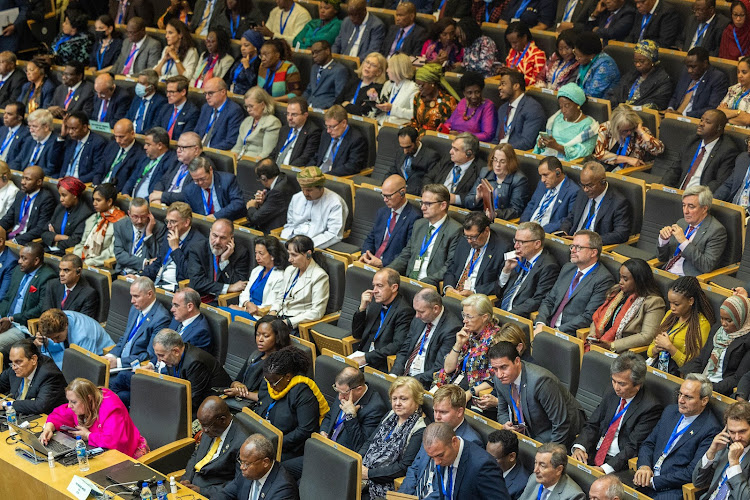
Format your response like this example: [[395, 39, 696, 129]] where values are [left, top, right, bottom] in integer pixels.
[[332, 0, 386, 60], [0, 0, 27, 53], [381, 2, 427, 57], [188, 218, 250, 302], [400, 422, 509, 499], [572, 352, 663, 474], [158, 75, 200, 141], [676, 0, 728, 55], [351, 268, 415, 372], [163, 288, 212, 353], [194, 78, 244, 151], [109, 0, 154, 26], [487, 430, 531, 500], [388, 184, 462, 287], [126, 69, 167, 135], [302, 41, 349, 110], [444, 211, 508, 297], [495, 69, 545, 151], [520, 157, 578, 233], [534, 230, 615, 335], [518, 443, 585, 500], [391, 288, 462, 387], [245, 159, 298, 233], [0, 166, 55, 245], [662, 109, 738, 193], [667, 48, 729, 118], [12, 110, 63, 176], [0, 227, 16, 300], [0, 52, 28, 108], [555, 0, 598, 32], [183, 157, 245, 220], [271, 97, 321, 167], [189, 0, 226, 35], [113, 197, 166, 275], [56, 111, 107, 183], [97, 119, 147, 190], [387, 126, 440, 196], [48, 61, 94, 119], [424, 133, 483, 208], [150, 132, 202, 205], [586, 0, 636, 42], [634, 374, 721, 500], [315, 105, 367, 177], [124, 128, 178, 199], [219, 434, 299, 500], [0, 102, 30, 165], [625, 0, 681, 47], [91, 74, 131, 128], [498, 222, 560, 318], [112, 18, 162, 76], [0, 339, 67, 415], [359, 174, 421, 268], [42, 254, 99, 318], [181, 397, 244, 497]]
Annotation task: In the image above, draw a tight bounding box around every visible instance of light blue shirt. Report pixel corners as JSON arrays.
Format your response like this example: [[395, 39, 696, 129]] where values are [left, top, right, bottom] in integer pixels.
[[11, 268, 38, 316], [41, 310, 115, 369]]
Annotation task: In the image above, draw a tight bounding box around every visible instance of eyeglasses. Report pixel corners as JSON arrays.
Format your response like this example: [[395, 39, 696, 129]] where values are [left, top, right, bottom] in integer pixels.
[[265, 375, 285, 387], [176, 144, 199, 150], [462, 312, 483, 320], [332, 384, 361, 396], [165, 90, 181, 95], [677, 391, 697, 401], [382, 189, 404, 200], [165, 219, 181, 227], [570, 244, 594, 251], [325, 121, 342, 131], [200, 414, 225, 432], [204, 90, 224, 97], [464, 233, 483, 242], [420, 200, 439, 207], [513, 238, 538, 245], [237, 456, 265, 468]]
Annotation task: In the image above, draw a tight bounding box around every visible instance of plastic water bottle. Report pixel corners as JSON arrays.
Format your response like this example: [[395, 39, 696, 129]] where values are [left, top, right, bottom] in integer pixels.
[[155, 480, 167, 500], [6, 402, 16, 435], [169, 476, 177, 494], [657, 350, 670, 372], [75, 435, 89, 472], [48, 451, 55, 468], [140, 482, 153, 500]]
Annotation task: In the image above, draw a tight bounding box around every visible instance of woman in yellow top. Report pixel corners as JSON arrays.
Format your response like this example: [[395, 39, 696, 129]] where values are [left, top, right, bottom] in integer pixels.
[[647, 276, 714, 375]]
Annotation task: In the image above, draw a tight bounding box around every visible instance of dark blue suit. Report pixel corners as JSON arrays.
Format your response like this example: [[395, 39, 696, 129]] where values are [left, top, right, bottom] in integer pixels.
[[123, 150, 179, 198], [126, 93, 167, 134], [108, 300, 171, 366], [637, 404, 721, 500], [505, 462, 530, 500], [156, 101, 200, 140], [11, 132, 64, 176], [143, 228, 206, 283], [57, 133, 108, 183], [90, 86, 131, 128], [667, 66, 729, 119], [96, 141, 147, 190], [715, 152, 750, 203], [314, 126, 367, 176], [0, 0, 28, 52], [193, 98, 244, 150], [0, 125, 30, 167], [519, 177, 579, 233], [303, 60, 349, 109], [182, 170, 245, 220], [494, 95, 545, 151], [361, 203, 421, 267], [146, 315, 212, 360], [19, 80, 56, 111], [154, 162, 194, 203], [217, 462, 299, 500], [0, 247, 17, 301]]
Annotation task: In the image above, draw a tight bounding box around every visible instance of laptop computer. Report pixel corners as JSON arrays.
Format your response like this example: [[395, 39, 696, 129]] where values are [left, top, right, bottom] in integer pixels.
[[9, 423, 77, 459]]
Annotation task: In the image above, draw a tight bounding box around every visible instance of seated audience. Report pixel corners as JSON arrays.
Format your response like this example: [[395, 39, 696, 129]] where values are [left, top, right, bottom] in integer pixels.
[[668, 47, 729, 118], [421, 18, 463, 66], [374, 53, 419, 126], [221, 434, 299, 499], [715, 136, 750, 207], [496, 68, 545, 150], [533, 83, 599, 161], [678, 0, 729, 55], [466, 144, 529, 219], [444, 72, 497, 142], [14, 109, 61, 176], [331, 0, 385, 60], [385, 126, 438, 196], [18, 56, 55, 114], [410, 63, 459, 135], [113, 18, 161, 77], [587, 0, 635, 42], [90, 15, 123, 72], [256, 39, 301, 102], [257, 0, 311, 44], [486, 430, 531, 500], [424, 132, 483, 207], [40, 177, 91, 256], [192, 27, 234, 88], [302, 40, 348, 110], [476, 0, 508, 24], [111, 0, 154, 26], [0, 103, 29, 165], [126, 69, 167, 134], [73, 183, 126, 268], [57, 111, 107, 182], [594, 105, 664, 171], [0, 52, 26, 108], [520, 157, 578, 233], [157, 75, 200, 141], [625, 0, 680, 47], [42, 254, 99, 318], [125, 127, 179, 198], [535, 29, 579, 91], [36, 309, 114, 369], [151, 132, 202, 204], [182, 156, 246, 221], [0, 339, 67, 414], [455, 17, 499, 79], [501, 0, 556, 29], [189, 0, 224, 35], [225, 30, 263, 96], [336, 52, 386, 116], [163, 288, 213, 352], [519, 443, 586, 499], [99, 119, 147, 190], [382, 2, 426, 57], [294, 0, 342, 49], [0, 162, 18, 219], [194, 77, 244, 149], [49, 61, 94, 119], [496, 323, 534, 363], [720, 56, 750, 127], [503, 22, 545, 85], [0, 166, 55, 245], [113, 197, 166, 276], [91, 74, 131, 128], [609, 40, 673, 110], [49, 9, 92, 65], [0, 228, 15, 299], [244, 159, 298, 234], [154, 19, 199, 81], [157, 0, 189, 28], [232, 86, 282, 159], [720, 1, 750, 60], [315, 104, 367, 176], [573, 32, 621, 99]]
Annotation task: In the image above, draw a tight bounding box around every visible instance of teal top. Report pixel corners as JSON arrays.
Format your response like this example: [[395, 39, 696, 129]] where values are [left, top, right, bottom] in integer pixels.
[[293, 18, 342, 50], [533, 111, 599, 161]]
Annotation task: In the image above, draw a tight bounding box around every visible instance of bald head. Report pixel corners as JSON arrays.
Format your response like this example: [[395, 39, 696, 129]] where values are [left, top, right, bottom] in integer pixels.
[[94, 73, 115, 99], [22, 166, 44, 194], [24, 165, 43, 181], [196, 396, 231, 438], [113, 119, 135, 148], [381, 174, 407, 209]]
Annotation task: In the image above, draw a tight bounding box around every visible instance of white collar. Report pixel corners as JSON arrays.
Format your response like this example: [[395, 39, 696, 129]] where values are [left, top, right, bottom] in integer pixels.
[[25, 366, 38, 386], [181, 313, 199, 329], [139, 300, 155, 317], [510, 94, 524, 108], [428, 213, 448, 228], [427, 307, 444, 329], [503, 462, 516, 478], [68, 81, 82, 93], [576, 262, 598, 275], [592, 183, 608, 205], [78, 131, 91, 145]]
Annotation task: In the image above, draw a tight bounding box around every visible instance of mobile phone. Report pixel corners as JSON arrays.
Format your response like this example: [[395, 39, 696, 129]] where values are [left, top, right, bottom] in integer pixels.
[[60, 425, 77, 432], [539, 132, 550, 139]]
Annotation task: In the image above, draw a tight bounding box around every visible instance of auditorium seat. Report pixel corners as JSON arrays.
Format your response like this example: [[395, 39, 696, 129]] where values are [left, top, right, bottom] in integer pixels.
[[203, 148, 237, 175], [347, 115, 378, 170], [62, 344, 110, 387], [494, 308, 535, 345], [82, 266, 112, 323], [236, 159, 263, 202], [298, 250, 348, 341], [224, 317, 255, 381], [481, 22, 507, 61], [364, 367, 396, 409], [532, 329, 582, 396], [290, 335, 316, 378], [314, 351, 354, 407], [464, 409, 503, 446], [352, 123, 400, 186], [199, 304, 230, 366], [602, 173, 646, 250], [327, 185, 385, 258], [235, 407, 284, 461], [577, 346, 618, 418], [104, 277, 134, 345], [299, 434, 362, 500], [706, 238, 750, 291], [526, 87, 612, 125]]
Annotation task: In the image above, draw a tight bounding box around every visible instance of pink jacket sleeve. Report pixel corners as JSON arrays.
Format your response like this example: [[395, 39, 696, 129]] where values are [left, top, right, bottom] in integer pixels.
[[46, 403, 78, 429], [86, 390, 143, 457]]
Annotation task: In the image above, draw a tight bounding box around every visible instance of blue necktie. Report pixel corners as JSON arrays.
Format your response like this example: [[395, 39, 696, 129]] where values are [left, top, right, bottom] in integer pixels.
[[501, 267, 527, 311], [11, 273, 32, 315], [67, 142, 83, 176], [135, 99, 146, 133], [534, 189, 555, 222]]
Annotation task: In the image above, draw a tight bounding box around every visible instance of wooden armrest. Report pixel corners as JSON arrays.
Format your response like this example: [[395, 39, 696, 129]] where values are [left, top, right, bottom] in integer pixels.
[[170, 469, 186, 480], [351, 251, 362, 260], [270, 227, 283, 237], [217, 292, 241, 307], [138, 437, 195, 465], [27, 318, 40, 337], [603, 234, 639, 253], [178, 279, 190, 289], [358, 168, 374, 178], [387, 355, 396, 372], [616, 163, 653, 175], [682, 483, 706, 500], [234, 217, 248, 225], [325, 248, 354, 264], [103, 345, 115, 354], [298, 312, 341, 341], [444, 288, 465, 301], [628, 457, 637, 471], [630, 345, 649, 354], [65, 247, 74, 254], [32, 238, 41, 243], [530, 311, 538, 323], [394, 477, 404, 490], [487, 295, 497, 303], [697, 264, 741, 282], [102, 257, 116, 269], [342, 335, 358, 356], [647, 258, 662, 268], [576, 327, 590, 340]]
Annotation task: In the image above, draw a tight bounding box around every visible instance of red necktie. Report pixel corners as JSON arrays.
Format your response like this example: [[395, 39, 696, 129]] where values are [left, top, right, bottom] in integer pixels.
[[168, 106, 179, 138], [64, 89, 73, 109], [594, 398, 626, 466], [61, 288, 70, 307], [404, 322, 432, 374], [498, 105, 513, 140], [681, 146, 706, 189], [213, 256, 220, 281], [375, 210, 398, 258], [664, 225, 695, 271]]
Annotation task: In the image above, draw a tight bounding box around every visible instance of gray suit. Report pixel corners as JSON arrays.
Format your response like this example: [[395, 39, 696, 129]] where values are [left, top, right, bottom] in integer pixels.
[[656, 215, 727, 276], [493, 361, 584, 448], [518, 474, 585, 500], [693, 447, 750, 500], [112, 218, 166, 274], [536, 261, 615, 334], [112, 36, 162, 75], [331, 14, 386, 60], [387, 216, 462, 287]]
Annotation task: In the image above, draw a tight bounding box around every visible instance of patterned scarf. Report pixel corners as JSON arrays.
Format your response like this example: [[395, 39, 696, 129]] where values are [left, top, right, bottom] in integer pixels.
[[594, 290, 646, 341], [266, 375, 330, 424], [81, 207, 125, 261], [704, 296, 750, 379]]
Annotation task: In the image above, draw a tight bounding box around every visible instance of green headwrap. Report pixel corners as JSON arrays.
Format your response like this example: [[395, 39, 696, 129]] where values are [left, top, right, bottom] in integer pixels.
[[415, 63, 460, 101]]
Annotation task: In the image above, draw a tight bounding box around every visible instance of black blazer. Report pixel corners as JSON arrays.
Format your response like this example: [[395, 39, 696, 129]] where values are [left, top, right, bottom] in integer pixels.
[[499, 250, 561, 318], [314, 125, 367, 176], [143, 228, 206, 283], [668, 66, 729, 119], [270, 121, 322, 167], [381, 23, 427, 57], [246, 172, 299, 233], [154, 161, 194, 201], [182, 170, 246, 221], [51, 80, 95, 117], [560, 186, 633, 245], [432, 0, 470, 17], [0, 188, 56, 245], [0, 68, 26, 108], [255, 382, 321, 460], [0, 125, 30, 167], [96, 140, 148, 190], [173, 343, 232, 411], [42, 277, 99, 319], [156, 100, 200, 141], [90, 85, 131, 128], [182, 419, 245, 497], [444, 228, 509, 296], [464, 169, 530, 220], [0, 264, 57, 325], [187, 240, 251, 298], [625, 0, 681, 47], [123, 150, 179, 197], [677, 13, 729, 55], [361, 202, 422, 267], [112, 217, 167, 274], [0, 355, 67, 414], [391, 308, 463, 388], [423, 157, 484, 207], [715, 151, 750, 202], [11, 132, 64, 176], [661, 135, 739, 193], [555, 0, 597, 30], [126, 93, 168, 134], [388, 143, 440, 195], [573, 387, 663, 472], [218, 462, 299, 500], [609, 65, 674, 111], [683, 333, 750, 396], [40, 200, 93, 253], [351, 293, 415, 372], [588, 4, 636, 42], [320, 387, 388, 451]]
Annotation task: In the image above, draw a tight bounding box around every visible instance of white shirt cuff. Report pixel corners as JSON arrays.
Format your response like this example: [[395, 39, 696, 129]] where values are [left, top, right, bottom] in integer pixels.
[[499, 271, 511, 287], [701, 453, 715, 468], [658, 236, 669, 246], [221, 284, 229, 294], [678, 240, 690, 251], [726, 464, 743, 479], [600, 464, 614, 475]]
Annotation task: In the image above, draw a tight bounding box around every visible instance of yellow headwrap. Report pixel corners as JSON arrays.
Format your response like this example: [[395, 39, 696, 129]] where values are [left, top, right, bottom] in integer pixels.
[[267, 375, 330, 424]]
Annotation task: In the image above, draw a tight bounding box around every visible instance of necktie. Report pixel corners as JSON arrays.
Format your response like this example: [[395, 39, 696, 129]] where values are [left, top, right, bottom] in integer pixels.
[[123, 43, 138, 75], [321, 137, 339, 172], [196, 0, 214, 35], [99, 99, 109, 121], [402, 155, 412, 179], [203, 110, 219, 147], [550, 270, 582, 328], [117, 0, 127, 24], [348, 25, 361, 56], [19, 378, 29, 400], [375, 210, 398, 258], [193, 437, 221, 471], [249, 480, 260, 500], [61, 288, 70, 307], [316, 66, 323, 84], [409, 225, 434, 279], [499, 105, 513, 140], [594, 398, 627, 466], [450, 166, 461, 193], [205, 189, 214, 214], [694, 23, 706, 46], [391, 28, 405, 55], [534, 189, 554, 222], [511, 383, 523, 424], [710, 473, 732, 500], [134, 230, 143, 257], [134, 99, 146, 133], [30, 141, 43, 165], [677, 80, 698, 114], [501, 266, 527, 311], [330, 410, 347, 441], [167, 106, 180, 138], [456, 249, 480, 291], [105, 148, 126, 182], [10, 273, 31, 315], [405, 322, 432, 374], [582, 198, 597, 230], [664, 225, 695, 271], [67, 141, 83, 177], [63, 88, 74, 110], [604, 12, 614, 28], [8, 196, 32, 239], [681, 145, 706, 189]]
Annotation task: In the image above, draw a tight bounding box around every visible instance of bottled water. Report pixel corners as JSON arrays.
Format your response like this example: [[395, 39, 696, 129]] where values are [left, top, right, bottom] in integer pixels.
[[155, 480, 167, 500], [140, 482, 153, 500], [75, 436, 89, 472], [6, 402, 16, 436]]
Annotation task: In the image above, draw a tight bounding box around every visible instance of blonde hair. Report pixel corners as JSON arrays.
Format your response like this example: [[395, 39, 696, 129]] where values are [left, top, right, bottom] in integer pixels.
[[387, 53, 415, 81], [389, 376, 424, 407], [66, 378, 103, 428], [495, 323, 528, 355], [244, 86, 275, 116], [610, 105, 642, 137], [461, 294, 495, 325], [356, 52, 387, 84]]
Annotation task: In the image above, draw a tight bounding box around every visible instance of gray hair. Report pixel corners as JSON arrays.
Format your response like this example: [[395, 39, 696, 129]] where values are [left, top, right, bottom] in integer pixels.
[[609, 105, 642, 137], [610, 351, 646, 386], [244, 86, 275, 116], [461, 294, 494, 322], [414, 288, 442, 308], [129, 197, 149, 210], [138, 69, 159, 87], [537, 442, 567, 473], [686, 373, 713, 398], [422, 422, 456, 447], [456, 132, 479, 158], [132, 276, 155, 294], [593, 475, 625, 500], [176, 287, 201, 309], [683, 185, 713, 208], [188, 156, 213, 173], [517, 221, 545, 244], [28, 109, 53, 128], [574, 229, 603, 259], [244, 433, 276, 460], [153, 328, 185, 350]]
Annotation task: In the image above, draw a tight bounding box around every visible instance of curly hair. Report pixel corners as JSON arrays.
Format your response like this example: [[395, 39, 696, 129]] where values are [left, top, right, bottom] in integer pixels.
[[263, 346, 310, 376], [659, 276, 715, 361]]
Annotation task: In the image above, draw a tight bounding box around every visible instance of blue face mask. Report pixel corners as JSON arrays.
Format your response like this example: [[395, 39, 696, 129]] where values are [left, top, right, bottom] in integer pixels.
[[135, 83, 147, 98]]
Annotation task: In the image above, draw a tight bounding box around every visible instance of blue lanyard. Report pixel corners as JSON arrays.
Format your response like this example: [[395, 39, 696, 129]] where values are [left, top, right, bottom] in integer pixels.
[[19, 193, 38, 222], [694, 22, 710, 44], [279, 127, 298, 153], [510, 43, 530, 68], [352, 81, 363, 103], [132, 227, 145, 254], [733, 88, 750, 110], [673, 222, 702, 256], [60, 210, 69, 235], [509, 385, 524, 424], [437, 465, 453, 500], [0, 128, 17, 154], [735, 27, 746, 57], [165, 59, 175, 75], [485, 4, 492, 22], [167, 107, 180, 131], [686, 80, 700, 98], [395, 26, 413, 51], [249, 268, 272, 296], [640, 14, 652, 39], [127, 313, 147, 341], [95, 42, 108, 70], [230, 14, 240, 38], [606, 400, 631, 431], [419, 222, 444, 257], [162, 238, 184, 266], [516, 253, 540, 273], [232, 55, 256, 84], [627, 77, 642, 100], [373, 304, 393, 342], [662, 416, 690, 455], [263, 61, 281, 93], [199, 55, 219, 79], [242, 119, 259, 145], [332, 410, 346, 433], [264, 401, 277, 419], [387, 84, 402, 115], [53, 35, 71, 52], [329, 126, 349, 163], [279, 3, 295, 34], [513, 0, 533, 19], [417, 323, 432, 355], [551, 59, 574, 84], [562, 0, 577, 21], [467, 246, 485, 277], [716, 453, 748, 491], [283, 269, 301, 302], [616, 135, 631, 157], [123, 46, 139, 68], [205, 99, 228, 134], [201, 186, 214, 215], [583, 197, 604, 229], [568, 263, 599, 296], [174, 166, 189, 189]]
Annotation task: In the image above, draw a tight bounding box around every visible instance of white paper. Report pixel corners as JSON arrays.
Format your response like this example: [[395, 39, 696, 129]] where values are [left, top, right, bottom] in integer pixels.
[[0, 8, 18, 28], [67, 476, 101, 500]]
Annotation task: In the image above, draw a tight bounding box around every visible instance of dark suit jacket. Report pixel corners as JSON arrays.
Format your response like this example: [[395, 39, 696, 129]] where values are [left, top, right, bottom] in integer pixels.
[[188, 0, 226, 32], [423, 157, 483, 207], [246, 172, 299, 233], [494, 362, 584, 448], [500, 0, 556, 28], [0, 125, 30, 167], [217, 462, 299, 500], [255, 383, 321, 460], [609, 66, 673, 111], [320, 387, 388, 451], [662, 135, 739, 193], [270, 121, 322, 167], [332, 15, 386, 60], [108, 0, 154, 25], [0, 247, 17, 300], [536, 261, 615, 334], [391, 307, 462, 388], [112, 36, 162, 75], [57, 132, 108, 183], [11, 132, 64, 176], [183, 170, 245, 220], [444, 229, 509, 296], [40, 199, 93, 253], [187, 239, 250, 298], [656, 215, 727, 276], [182, 419, 245, 497], [0, 188, 56, 245], [90, 86, 131, 127], [156, 100, 200, 141], [143, 228, 206, 283], [388, 216, 463, 287], [381, 23, 427, 56], [683, 331, 750, 396], [126, 93, 168, 134], [0, 355, 67, 414], [51, 81, 94, 117], [494, 94, 546, 151], [96, 140, 147, 190], [160, 316, 212, 354], [520, 177, 579, 234], [314, 126, 367, 176], [668, 66, 729, 119], [573, 387, 663, 472], [715, 151, 750, 202], [625, 0, 681, 47], [388, 143, 440, 195], [153, 160, 194, 200], [465, 169, 530, 220], [588, 4, 636, 42], [123, 150, 179, 198], [112, 217, 167, 274], [0, 68, 27, 107], [18, 79, 55, 111], [555, 0, 597, 30], [505, 462, 531, 500], [303, 60, 350, 110], [693, 435, 750, 500], [351, 293, 415, 372], [172, 344, 232, 418], [499, 250, 560, 318], [432, 0, 470, 16], [0, 264, 57, 325], [560, 186, 633, 245], [361, 202, 422, 267], [42, 277, 99, 318], [194, 98, 245, 150], [677, 13, 729, 55], [109, 300, 172, 365]]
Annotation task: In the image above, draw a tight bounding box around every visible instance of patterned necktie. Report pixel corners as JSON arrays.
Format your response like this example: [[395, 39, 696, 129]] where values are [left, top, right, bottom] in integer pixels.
[[133, 230, 143, 257], [321, 137, 339, 172], [549, 270, 582, 328], [450, 166, 461, 193], [61, 288, 70, 307], [681, 145, 706, 189], [534, 189, 554, 222], [404, 322, 432, 374], [30, 141, 43, 165], [456, 249, 480, 291], [203, 109, 219, 147], [375, 210, 398, 258], [664, 225, 695, 271], [134, 99, 146, 133], [501, 266, 528, 311], [99, 99, 109, 121], [8, 196, 32, 239], [402, 155, 412, 179], [594, 398, 626, 466], [511, 383, 523, 424]]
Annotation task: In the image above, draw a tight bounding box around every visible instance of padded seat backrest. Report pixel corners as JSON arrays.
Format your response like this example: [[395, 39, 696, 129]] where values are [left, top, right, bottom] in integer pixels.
[[577, 349, 616, 417], [735, 239, 750, 283], [62, 348, 108, 387], [530, 29, 557, 58], [82, 267, 111, 323], [517, 153, 542, 189], [316, 251, 347, 315], [398, 278, 427, 308], [204, 150, 237, 175], [236, 159, 263, 201], [338, 265, 376, 333], [130, 373, 190, 449], [711, 56, 739, 86], [708, 396, 730, 423], [652, 117, 697, 179], [709, 200, 745, 269], [659, 48, 688, 84], [299, 436, 361, 500], [442, 295, 463, 323], [490, 222, 519, 249], [481, 23, 507, 60], [420, 133, 452, 160], [464, 410, 501, 446], [234, 410, 281, 459], [200, 305, 230, 365], [322, 176, 354, 232], [635, 187, 683, 253], [565, 461, 598, 498], [332, 54, 359, 77], [290, 336, 315, 378], [192, 216, 213, 238], [155, 289, 174, 314], [314, 354, 351, 406], [291, 51, 312, 92], [368, 8, 395, 30], [516, 433, 540, 472], [603, 42, 635, 77], [347, 187, 384, 248], [348, 116, 377, 169], [544, 235, 572, 268], [607, 174, 645, 236], [225, 321, 255, 380], [373, 126, 400, 183], [233, 226, 258, 269], [364, 369, 393, 410], [645, 369, 680, 407], [422, 392, 434, 422], [105, 278, 133, 344], [532, 331, 580, 396], [703, 284, 730, 337]]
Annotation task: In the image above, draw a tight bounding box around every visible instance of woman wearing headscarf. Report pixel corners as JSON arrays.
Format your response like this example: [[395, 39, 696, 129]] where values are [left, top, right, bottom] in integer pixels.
[[40, 177, 93, 256], [225, 29, 264, 95], [720, 56, 750, 127], [73, 183, 126, 268], [608, 39, 673, 111], [682, 295, 750, 396], [720, 0, 750, 60], [409, 63, 459, 135], [293, 0, 342, 49], [533, 82, 599, 161]]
